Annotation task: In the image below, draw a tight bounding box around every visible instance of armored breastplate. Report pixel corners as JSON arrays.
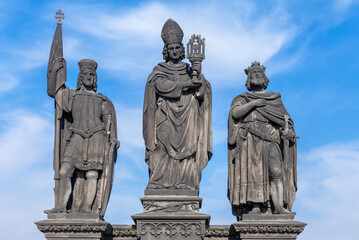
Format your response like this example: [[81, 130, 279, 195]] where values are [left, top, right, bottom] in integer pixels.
[[71, 93, 103, 130]]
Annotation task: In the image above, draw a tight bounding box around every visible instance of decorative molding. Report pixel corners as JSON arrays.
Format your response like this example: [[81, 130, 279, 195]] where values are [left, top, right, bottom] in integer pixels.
[[233, 224, 306, 234], [142, 200, 200, 213], [139, 222, 203, 238], [112, 227, 137, 238], [36, 222, 110, 234], [206, 227, 230, 237]]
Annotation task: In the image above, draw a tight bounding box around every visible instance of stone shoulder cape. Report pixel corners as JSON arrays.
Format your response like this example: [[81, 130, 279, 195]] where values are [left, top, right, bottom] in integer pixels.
[[227, 91, 297, 209], [143, 62, 213, 173]]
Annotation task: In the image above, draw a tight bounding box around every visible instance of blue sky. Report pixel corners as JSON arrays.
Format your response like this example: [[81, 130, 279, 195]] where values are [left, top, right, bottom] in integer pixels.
[[0, 0, 359, 239]]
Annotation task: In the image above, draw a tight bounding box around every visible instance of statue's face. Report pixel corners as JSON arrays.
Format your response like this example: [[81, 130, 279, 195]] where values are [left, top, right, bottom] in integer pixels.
[[80, 68, 96, 89], [249, 69, 266, 87], [167, 43, 182, 61]]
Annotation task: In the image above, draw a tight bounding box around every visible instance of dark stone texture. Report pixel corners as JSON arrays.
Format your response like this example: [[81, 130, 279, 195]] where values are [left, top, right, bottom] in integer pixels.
[[43, 10, 119, 218], [35, 219, 111, 240], [141, 195, 202, 213], [145, 189, 199, 196], [231, 219, 306, 240], [132, 213, 210, 240], [228, 61, 298, 218], [107, 225, 231, 240], [143, 18, 212, 191], [136, 17, 212, 240], [241, 213, 295, 221], [47, 212, 102, 220]]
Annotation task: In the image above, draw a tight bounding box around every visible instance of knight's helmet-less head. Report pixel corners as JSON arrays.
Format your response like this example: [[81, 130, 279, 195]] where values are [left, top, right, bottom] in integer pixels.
[[77, 59, 98, 91]]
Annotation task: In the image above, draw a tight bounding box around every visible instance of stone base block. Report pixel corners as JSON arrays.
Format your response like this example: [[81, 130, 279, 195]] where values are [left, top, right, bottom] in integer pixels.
[[132, 212, 210, 240], [35, 218, 111, 240], [141, 195, 202, 213], [231, 215, 306, 240]]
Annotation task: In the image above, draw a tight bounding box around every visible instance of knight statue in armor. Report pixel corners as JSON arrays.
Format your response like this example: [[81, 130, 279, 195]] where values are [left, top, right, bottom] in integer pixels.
[[45, 16, 119, 218], [143, 19, 212, 191], [228, 61, 297, 219]]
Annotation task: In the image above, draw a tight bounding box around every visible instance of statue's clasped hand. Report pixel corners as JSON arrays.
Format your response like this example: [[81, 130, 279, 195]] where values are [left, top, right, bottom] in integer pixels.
[[252, 99, 266, 108], [192, 61, 201, 75]]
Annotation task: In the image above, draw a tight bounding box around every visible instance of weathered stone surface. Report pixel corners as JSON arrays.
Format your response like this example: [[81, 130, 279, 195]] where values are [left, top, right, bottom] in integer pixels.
[[241, 213, 295, 221], [228, 61, 298, 218], [145, 189, 199, 196], [143, 18, 212, 191], [132, 213, 210, 240], [47, 212, 102, 220], [111, 225, 137, 240], [35, 219, 111, 240], [231, 216, 306, 240], [109, 225, 231, 240], [44, 10, 119, 218], [141, 195, 202, 213]]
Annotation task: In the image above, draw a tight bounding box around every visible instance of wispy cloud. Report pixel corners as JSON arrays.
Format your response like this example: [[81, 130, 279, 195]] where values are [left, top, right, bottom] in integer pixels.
[[115, 103, 145, 169], [296, 140, 359, 240], [57, 1, 297, 87], [0, 109, 53, 239], [333, 0, 359, 11], [0, 72, 19, 94], [0, 110, 52, 176]]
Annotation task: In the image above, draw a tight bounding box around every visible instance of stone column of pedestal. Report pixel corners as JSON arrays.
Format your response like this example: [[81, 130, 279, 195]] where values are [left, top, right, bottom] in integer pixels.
[[132, 189, 210, 240], [230, 214, 306, 240], [35, 213, 112, 240]]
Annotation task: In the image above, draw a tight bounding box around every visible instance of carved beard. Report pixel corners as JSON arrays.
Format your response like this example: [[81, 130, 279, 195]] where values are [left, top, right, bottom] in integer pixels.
[[249, 76, 266, 88]]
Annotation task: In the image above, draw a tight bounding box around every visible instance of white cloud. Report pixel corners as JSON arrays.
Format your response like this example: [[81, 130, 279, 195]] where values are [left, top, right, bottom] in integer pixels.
[[333, 0, 359, 11], [296, 140, 359, 240], [59, 1, 297, 87], [0, 110, 52, 177], [0, 72, 19, 94], [0, 110, 54, 239], [115, 103, 146, 169]]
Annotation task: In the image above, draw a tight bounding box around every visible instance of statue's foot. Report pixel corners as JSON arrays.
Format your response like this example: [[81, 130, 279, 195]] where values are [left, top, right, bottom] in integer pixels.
[[81, 207, 93, 213], [44, 207, 66, 214], [248, 207, 261, 214], [273, 207, 292, 214], [147, 183, 160, 189], [175, 184, 194, 190]]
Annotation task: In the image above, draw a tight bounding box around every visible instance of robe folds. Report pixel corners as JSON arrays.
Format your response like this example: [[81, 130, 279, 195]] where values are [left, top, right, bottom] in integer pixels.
[[143, 62, 212, 190], [228, 91, 297, 210]]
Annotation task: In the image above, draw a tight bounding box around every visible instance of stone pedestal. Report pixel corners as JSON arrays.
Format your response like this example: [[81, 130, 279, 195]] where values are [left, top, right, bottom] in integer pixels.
[[132, 189, 210, 240], [231, 214, 306, 240], [35, 213, 111, 240], [132, 212, 210, 240]]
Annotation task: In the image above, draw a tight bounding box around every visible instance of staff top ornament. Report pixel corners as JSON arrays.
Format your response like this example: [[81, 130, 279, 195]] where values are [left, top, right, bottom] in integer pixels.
[[55, 9, 65, 24]]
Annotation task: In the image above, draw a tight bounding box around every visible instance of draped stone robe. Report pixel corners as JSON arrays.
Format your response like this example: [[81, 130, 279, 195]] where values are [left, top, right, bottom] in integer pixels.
[[143, 62, 212, 190], [228, 91, 297, 211]]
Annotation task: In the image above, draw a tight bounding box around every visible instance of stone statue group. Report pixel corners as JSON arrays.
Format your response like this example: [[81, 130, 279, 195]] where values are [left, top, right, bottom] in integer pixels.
[[45, 15, 298, 222]]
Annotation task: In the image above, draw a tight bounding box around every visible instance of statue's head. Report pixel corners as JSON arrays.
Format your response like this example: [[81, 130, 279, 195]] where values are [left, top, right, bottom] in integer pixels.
[[161, 19, 185, 62], [244, 61, 269, 91], [76, 59, 98, 92]]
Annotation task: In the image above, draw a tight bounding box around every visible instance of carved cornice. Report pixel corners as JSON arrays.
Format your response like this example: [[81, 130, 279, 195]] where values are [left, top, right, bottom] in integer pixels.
[[139, 222, 204, 238], [36, 222, 110, 234], [232, 223, 306, 234], [206, 227, 230, 237], [112, 227, 137, 237]]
